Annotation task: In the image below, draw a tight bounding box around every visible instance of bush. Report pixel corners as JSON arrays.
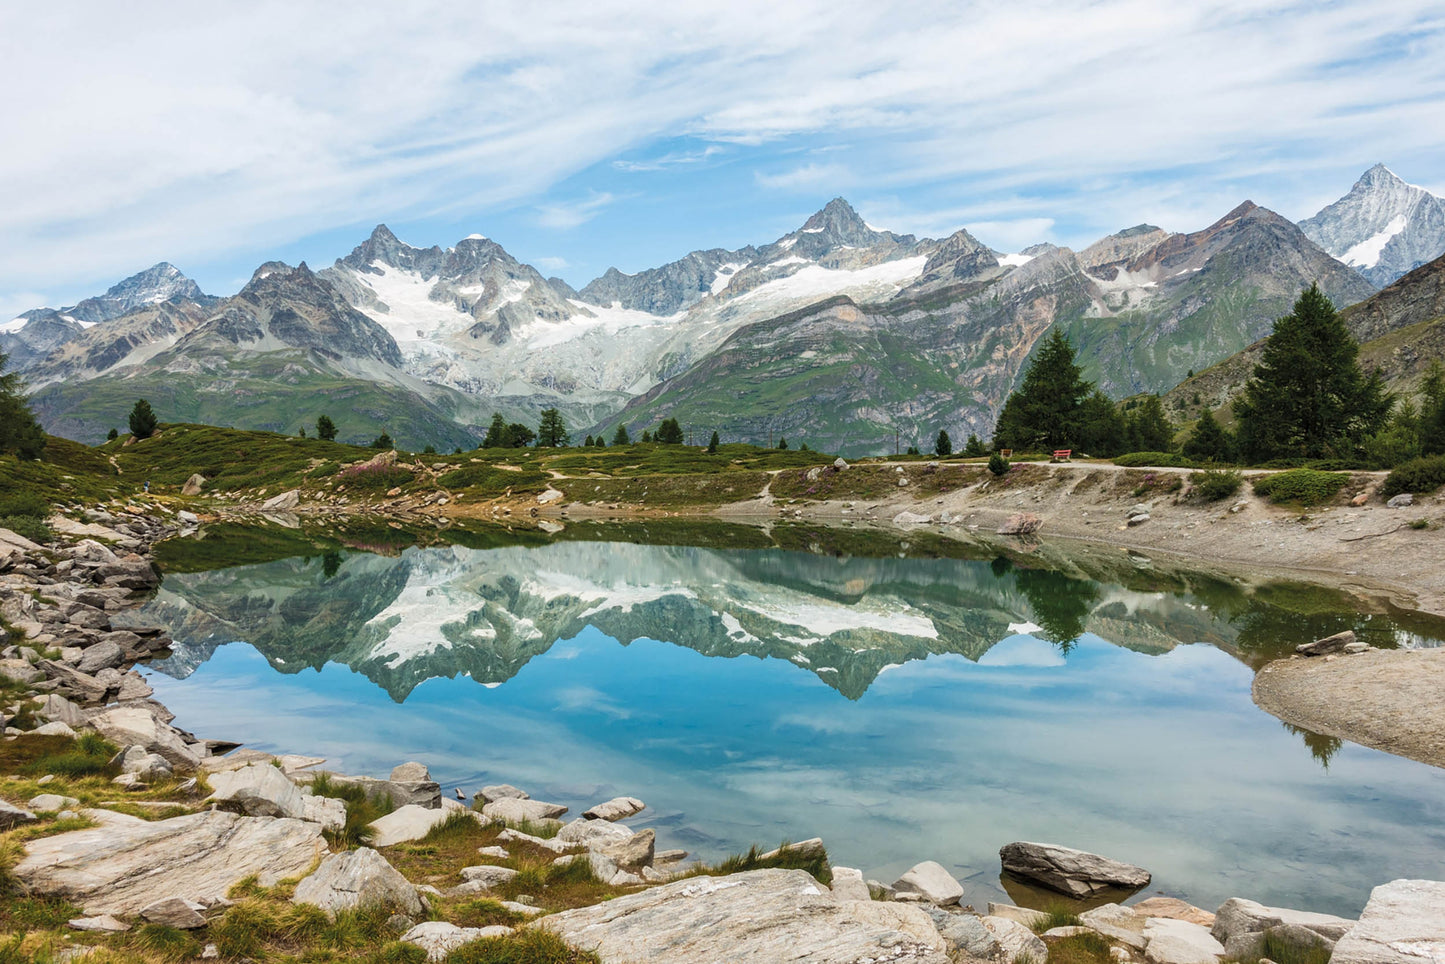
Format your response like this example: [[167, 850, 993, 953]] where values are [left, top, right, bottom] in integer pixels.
[[1191, 468, 1243, 502], [988, 453, 1009, 477], [1113, 452, 1196, 468], [1252, 469, 1350, 506], [337, 464, 413, 492], [1382, 455, 1445, 498], [0, 491, 54, 542]]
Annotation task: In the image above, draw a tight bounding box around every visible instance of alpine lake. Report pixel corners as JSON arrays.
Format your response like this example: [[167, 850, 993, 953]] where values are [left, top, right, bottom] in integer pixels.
[[131, 518, 1445, 917]]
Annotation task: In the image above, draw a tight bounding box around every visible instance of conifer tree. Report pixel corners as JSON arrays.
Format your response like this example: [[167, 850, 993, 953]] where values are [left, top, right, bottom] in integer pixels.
[[0, 352, 45, 458], [993, 329, 1091, 451], [1235, 284, 1392, 461], [537, 408, 570, 447], [934, 430, 952, 457], [1182, 409, 1234, 462], [777, 437, 788, 450], [611, 423, 630, 446], [316, 414, 337, 441], [963, 433, 987, 457], [655, 418, 684, 444], [482, 413, 507, 448], [1124, 394, 1174, 452], [707, 431, 720, 454], [128, 399, 158, 440]]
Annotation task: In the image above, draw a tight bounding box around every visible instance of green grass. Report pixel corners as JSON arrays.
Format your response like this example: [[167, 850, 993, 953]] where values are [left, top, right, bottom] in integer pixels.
[[439, 464, 551, 499], [126, 923, 203, 963], [1251, 469, 1351, 506], [1030, 904, 1083, 933], [309, 773, 396, 847], [445, 930, 600, 964], [693, 840, 832, 885], [1046, 931, 1114, 964]]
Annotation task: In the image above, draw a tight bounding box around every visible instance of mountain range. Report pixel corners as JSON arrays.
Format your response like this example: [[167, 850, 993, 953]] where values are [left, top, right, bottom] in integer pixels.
[[7, 165, 1443, 454]]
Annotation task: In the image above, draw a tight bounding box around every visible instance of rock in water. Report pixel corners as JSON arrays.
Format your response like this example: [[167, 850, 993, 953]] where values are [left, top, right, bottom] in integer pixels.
[[1296, 630, 1356, 656], [390, 762, 431, 783], [481, 797, 568, 823], [14, 810, 325, 914], [582, 796, 645, 821], [293, 848, 426, 918], [999, 841, 1151, 897], [893, 860, 964, 906], [1299, 880, 1442, 964], [536, 868, 952, 963]]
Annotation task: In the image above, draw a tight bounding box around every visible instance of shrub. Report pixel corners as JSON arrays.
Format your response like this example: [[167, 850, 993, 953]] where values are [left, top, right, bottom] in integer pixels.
[[1113, 452, 1196, 468], [988, 453, 1009, 477], [337, 464, 414, 492], [1252, 469, 1350, 506], [1191, 468, 1243, 502], [1382, 455, 1445, 498]]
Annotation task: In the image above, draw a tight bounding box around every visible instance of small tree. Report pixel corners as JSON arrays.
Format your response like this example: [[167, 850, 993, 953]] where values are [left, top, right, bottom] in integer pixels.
[[1124, 395, 1174, 452], [128, 399, 158, 440], [1419, 361, 1445, 456], [655, 418, 684, 444], [504, 423, 535, 448], [594, 435, 606, 448], [0, 353, 45, 459], [1182, 409, 1234, 463], [537, 408, 570, 448], [316, 415, 338, 441], [612, 424, 631, 446], [371, 432, 394, 449], [482, 413, 507, 449], [641, 430, 652, 443], [106, 428, 119, 442], [777, 437, 789, 450], [935, 430, 952, 457], [963, 433, 986, 457], [299, 426, 307, 438], [584, 434, 594, 446], [707, 431, 720, 454], [989, 452, 1009, 476]]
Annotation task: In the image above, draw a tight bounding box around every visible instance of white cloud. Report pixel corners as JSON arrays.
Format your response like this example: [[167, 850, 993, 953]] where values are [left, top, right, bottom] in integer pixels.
[[754, 163, 850, 190], [536, 193, 617, 230], [613, 145, 723, 172], [964, 218, 1058, 252], [533, 256, 570, 271], [2, 0, 1443, 302]]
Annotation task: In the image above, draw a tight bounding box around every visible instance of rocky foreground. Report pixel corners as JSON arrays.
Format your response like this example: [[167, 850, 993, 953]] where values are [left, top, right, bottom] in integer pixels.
[[2, 512, 1443, 963]]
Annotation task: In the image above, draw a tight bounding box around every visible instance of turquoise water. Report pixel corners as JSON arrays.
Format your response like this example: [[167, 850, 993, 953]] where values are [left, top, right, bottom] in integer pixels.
[[137, 533, 1445, 917]]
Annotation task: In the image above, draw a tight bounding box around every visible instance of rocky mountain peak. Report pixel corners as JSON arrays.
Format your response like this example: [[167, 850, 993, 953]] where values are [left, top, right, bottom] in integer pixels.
[[1299, 164, 1445, 287], [64, 262, 210, 324]]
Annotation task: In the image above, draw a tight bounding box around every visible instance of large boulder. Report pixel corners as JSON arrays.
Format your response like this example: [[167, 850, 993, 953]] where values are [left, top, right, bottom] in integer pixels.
[[319, 772, 441, 810], [303, 794, 347, 831], [999, 841, 1151, 898], [893, 860, 964, 906], [1210, 897, 1355, 945], [390, 762, 431, 783], [481, 797, 568, 824], [368, 804, 458, 847], [479, 784, 528, 803], [1297, 630, 1356, 656], [557, 817, 633, 847], [1143, 917, 1225, 964], [140, 897, 207, 929], [592, 828, 655, 871], [205, 764, 308, 819], [0, 800, 37, 830], [293, 848, 426, 918], [583, 796, 645, 821], [1330, 879, 1445, 964], [86, 706, 201, 770], [14, 809, 325, 914], [535, 868, 952, 963], [457, 865, 518, 890], [181, 474, 207, 496], [922, 908, 999, 958], [261, 489, 300, 511]]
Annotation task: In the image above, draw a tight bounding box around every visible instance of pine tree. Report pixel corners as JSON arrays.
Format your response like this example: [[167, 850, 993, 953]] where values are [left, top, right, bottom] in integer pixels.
[[963, 433, 987, 457], [934, 430, 952, 457], [707, 431, 720, 454], [594, 434, 606, 448], [992, 329, 1092, 451], [611, 424, 630, 446], [504, 423, 535, 448], [0, 352, 45, 459], [128, 399, 158, 440], [482, 413, 507, 448], [1074, 390, 1126, 456], [777, 437, 789, 450], [655, 418, 684, 444], [106, 428, 119, 442], [1419, 362, 1445, 456], [316, 415, 338, 441], [537, 408, 570, 447], [641, 430, 652, 443], [583, 435, 594, 447], [1124, 394, 1174, 452], [1182, 409, 1234, 462], [371, 432, 393, 449], [1235, 284, 1392, 461]]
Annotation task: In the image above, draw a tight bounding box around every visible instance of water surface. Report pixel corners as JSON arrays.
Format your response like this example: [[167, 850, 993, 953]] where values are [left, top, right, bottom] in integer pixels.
[[137, 525, 1445, 916]]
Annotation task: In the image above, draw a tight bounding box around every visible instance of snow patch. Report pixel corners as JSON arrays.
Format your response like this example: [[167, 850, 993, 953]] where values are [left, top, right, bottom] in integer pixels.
[[777, 236, 797, 250], [709, 263, 745, 295], [1, 317, 28, 333], [1342, 214, 1409, 268], [998, 253, 1034, 267], [735, 256, 927, 309], [464, 233, 487, 241]]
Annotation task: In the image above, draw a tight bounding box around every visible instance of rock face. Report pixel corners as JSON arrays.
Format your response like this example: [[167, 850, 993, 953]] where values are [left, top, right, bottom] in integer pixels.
[[0, 799, 37, 829], [293, 848, 427, 918], [583, 796, 645, 821], [999, 841, 1151, 897], [893, 860, 964, 906], [998, 513, 1043, 536], [1211, 897, 1355, 945], [536, 868, 952, 963], [86, 706, 201, 770], [205, 764, 308, 819], [1330, 879, 1445, 964], [592, 827, 655, 871], [14, 810, 325, 914]]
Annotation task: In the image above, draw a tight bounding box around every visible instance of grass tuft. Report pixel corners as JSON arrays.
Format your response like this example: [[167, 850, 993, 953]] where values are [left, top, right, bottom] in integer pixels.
[[444, 928, 601, 963], [1031, 903, 1083, 933]]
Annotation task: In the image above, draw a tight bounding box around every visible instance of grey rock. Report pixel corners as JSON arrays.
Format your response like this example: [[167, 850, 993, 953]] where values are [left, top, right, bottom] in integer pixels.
[[536, 868, 952, 962], [68, 914, 130, 933], [15, 809, 326, 914], [76, 641, 124, 674], [1387, 493, 1414, 508], [482, 797, 568, 824], [1211, 897, 1355, 944], [1322, 879, 1444, 964], [0, 799, 38, 829], [317, 772, 440, 810], [480, 784, 529, 803], [834, 457, 849, 469], [205, 763, 308, 819], [87, 706, 201, 770], [1344, 641, 1372, 654], [293, 847, 427, 918], [988, 902, 1050, 928], [495, 827, 576, 854], [593, 827, 655, 870], [477, 846, 509, 859], [458, 865, 518, 889], [557, 817, 633, 846], [1143, 917, 1224, 964], [182, 474, 207, 496], [401, 921, 513, 961], [1297, 630, 1357, 656], [29, 793, 81, 811], [829, 867, 872, 901], [582, 795, 645, 821], [759, 837, 826, 862], [1000, 841, 1151, 898], [893, 860, 964, 906], [36, 693, 87, 727], [1128, 513, 1151, 526], [31, 721, 79, 738], [368, 804, 460, 847], [302, 794, 347, 831], [1081, 903, 1149, 950], [177, 510, 200, 525], [140, 896, 207, 929], [261, 489, 300, 511], [390, 761, 431, 783], [983, 915, 1050, 964], [998, 513, 1043, 535], [922, 907, 999, 958]]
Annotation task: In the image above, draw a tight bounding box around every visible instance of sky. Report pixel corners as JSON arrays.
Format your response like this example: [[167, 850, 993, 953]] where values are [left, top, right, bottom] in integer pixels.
[[3, 0, 1444, 316]]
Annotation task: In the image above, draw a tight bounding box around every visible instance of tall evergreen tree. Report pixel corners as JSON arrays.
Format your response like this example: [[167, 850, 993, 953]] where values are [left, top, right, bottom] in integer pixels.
[[778, 437, 789, 450], [537, 408, 570, 447], [1075, 390, 1127, 456], [963, 433, 987, 457], [1235, 284, 1392, 461], [0, 352, 45, 459], [482, 413, 507, 448], [707, 431, 720, 454], [1183, 409, 1234, 462], [934, 429, 952, 457], [1124, 394, 1174, 452], [504, 423, 535, 448], [992, 329, 1092, 451], [1419, 361, 1445, 456], [655, 418, 684, 444], [611, 423, 631, 446], [128, 399, 158, 440], [315, 414, 337, 441]]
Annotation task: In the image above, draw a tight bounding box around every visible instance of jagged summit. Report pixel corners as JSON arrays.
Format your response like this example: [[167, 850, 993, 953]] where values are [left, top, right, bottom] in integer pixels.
[[1300, 164, 1445, 287]]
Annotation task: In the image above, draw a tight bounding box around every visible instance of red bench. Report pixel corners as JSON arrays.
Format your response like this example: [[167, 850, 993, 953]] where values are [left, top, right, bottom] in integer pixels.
[[1052, 449, 1072, 461]]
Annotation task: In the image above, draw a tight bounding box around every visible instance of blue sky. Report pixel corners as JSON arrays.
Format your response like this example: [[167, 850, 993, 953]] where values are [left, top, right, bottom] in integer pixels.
[[3, 0, 1444, 315]]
